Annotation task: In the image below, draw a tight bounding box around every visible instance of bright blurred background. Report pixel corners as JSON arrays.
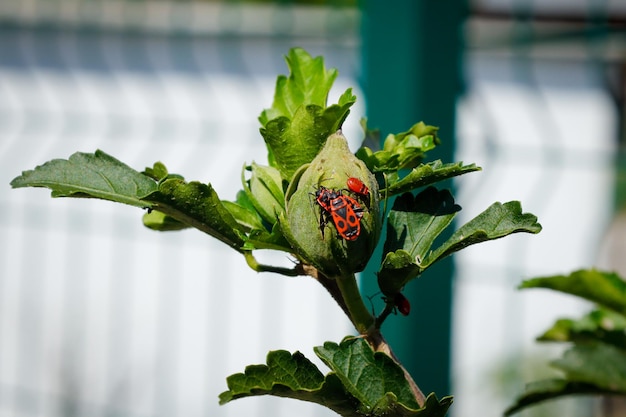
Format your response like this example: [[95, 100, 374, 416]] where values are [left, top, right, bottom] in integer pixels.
[[1, 1, 625, 416]]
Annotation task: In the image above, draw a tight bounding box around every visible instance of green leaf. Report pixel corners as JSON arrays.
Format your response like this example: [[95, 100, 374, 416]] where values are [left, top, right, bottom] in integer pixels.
[[423, 201, 542, 269], [382, 161, 481, 197], [314, 338, 421, 412], [284, 163, 309, 204], [378, 250, 422, 296], [260, 98, 355, 180], [222, 200, 266, 232], [507, 342, 626, 415], [219, 350, 325, 403], [551, 341, 626, 392], [520, 269, 626, 316], [538, 308, 626, 348], [505, 378, 616, 416], [378, 188, 460, 294], [143, 161, 184, 183], [241, 162, 285, 225], [143, 161, 169, 181], [258, 48, 356, 180], [313, 338, 453, 416], [356, 122, 440, 173], [10, 150, 157, 208], [142, 179, 246, 251], [242, 222, 293, 253], [411, 393, 454, 417], [218, 349, 366, 416], [218, 350, 353, 407], [218, 342, 453, 417], [259, 48, 339, 125], [224, 192, 294, 252], [385, 189, 460, 261], [142, 209, 190, 231], [509, 270, 626, 415]]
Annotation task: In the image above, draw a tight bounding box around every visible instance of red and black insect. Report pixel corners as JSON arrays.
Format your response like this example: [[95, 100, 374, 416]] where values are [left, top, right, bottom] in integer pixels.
[[379, 292, 411, 316], [346, 177, 370, 207], [347, 177, 369, 197], [314, 186, 364, 241], [393, 292, 411, 316]]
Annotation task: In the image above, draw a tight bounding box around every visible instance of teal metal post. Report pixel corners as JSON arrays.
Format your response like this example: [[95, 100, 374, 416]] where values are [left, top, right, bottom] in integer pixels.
[[360, 0, 466, 399]]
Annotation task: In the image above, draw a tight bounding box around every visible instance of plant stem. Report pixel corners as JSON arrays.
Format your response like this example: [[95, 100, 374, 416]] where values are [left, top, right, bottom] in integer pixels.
[[312, 270, 427, 405], [243, 252, 302, 276], [335, 273, 375, 334], [374, 303, 396, 328], [314, 272, 352, 319]]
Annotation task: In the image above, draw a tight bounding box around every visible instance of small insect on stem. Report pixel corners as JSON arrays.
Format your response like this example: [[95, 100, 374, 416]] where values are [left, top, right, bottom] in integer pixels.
[[394, 293, 411, 316]]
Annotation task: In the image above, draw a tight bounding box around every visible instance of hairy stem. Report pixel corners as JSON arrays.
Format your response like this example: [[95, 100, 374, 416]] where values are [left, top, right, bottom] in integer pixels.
[[303, 266, 352, 320], [310, 268, 426, 406], [374, 303, 396, 328], [335, 273, 375, 334], [244, 252, 302, 276]]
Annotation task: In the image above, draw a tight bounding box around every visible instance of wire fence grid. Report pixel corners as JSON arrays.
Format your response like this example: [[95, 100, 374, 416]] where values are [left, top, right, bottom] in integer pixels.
[[454, 4, 625, 416], [1, 1, 625, 417], [0, 2, 361, 417]]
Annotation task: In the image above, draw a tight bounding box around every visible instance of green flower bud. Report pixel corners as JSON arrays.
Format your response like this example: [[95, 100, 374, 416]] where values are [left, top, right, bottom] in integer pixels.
[[282, 131, 381, 277]]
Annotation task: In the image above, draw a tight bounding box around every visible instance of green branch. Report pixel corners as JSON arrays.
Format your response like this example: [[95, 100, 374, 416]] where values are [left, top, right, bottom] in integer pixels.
[[335, 273, 375, 334], [244, 252, 302, 277]]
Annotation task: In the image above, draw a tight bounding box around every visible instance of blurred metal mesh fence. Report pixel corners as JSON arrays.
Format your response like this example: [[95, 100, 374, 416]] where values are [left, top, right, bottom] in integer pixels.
[[453, 2, 625, 417], [2, 1, 626, 417], [0, 2, 361, 417]]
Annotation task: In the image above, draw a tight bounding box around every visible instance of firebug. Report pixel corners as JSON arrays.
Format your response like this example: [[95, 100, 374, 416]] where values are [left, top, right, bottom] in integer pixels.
[[347, 177, 369, 196], [394, 292, 411, 316], [314, 186, 364, 241], [314, 186, 334, 213], [346, 177, 370, 206]]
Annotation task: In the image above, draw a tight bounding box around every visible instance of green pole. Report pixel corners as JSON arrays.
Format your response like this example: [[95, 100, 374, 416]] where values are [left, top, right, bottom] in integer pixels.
[[360, 0, 466, 398]]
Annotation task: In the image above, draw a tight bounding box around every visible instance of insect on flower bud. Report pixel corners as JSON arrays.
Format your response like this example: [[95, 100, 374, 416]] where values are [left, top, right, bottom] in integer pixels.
[[282, 130, 381, 278]]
